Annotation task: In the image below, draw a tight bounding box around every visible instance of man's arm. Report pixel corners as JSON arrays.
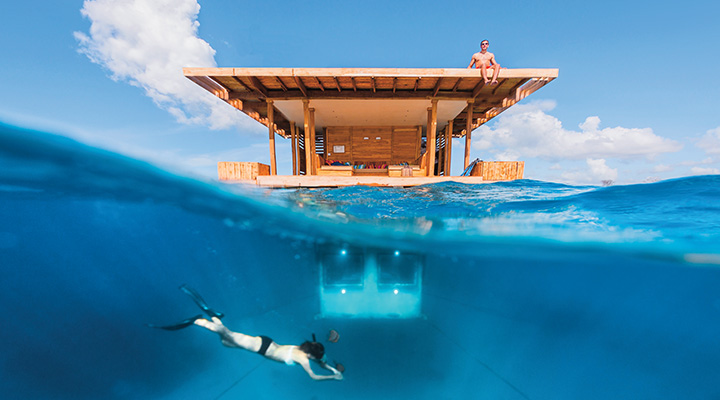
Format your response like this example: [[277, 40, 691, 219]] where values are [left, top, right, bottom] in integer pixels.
[[468, 53, 477, 69]]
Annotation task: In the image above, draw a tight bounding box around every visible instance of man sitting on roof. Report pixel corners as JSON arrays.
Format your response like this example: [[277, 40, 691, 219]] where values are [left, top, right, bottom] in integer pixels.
[[468, 40, 500, 85]]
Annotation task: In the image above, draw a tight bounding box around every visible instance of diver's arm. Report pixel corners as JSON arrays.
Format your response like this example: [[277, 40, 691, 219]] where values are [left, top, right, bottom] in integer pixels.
[[317, 360, 342, 375], [300, 359, 343, 381]]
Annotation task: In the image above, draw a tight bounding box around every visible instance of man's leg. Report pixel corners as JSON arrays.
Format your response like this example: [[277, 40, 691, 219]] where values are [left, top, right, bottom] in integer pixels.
[[480, 62, 490, 84], [490, 64, 500, 85]]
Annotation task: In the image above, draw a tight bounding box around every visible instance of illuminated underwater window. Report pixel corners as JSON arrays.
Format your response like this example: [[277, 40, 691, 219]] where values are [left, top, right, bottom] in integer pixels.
[[321, 251, 364, 287], [377, 252, 420, 286]]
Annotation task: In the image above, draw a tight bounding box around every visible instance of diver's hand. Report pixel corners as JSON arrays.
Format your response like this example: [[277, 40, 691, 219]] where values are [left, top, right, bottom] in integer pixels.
[[326, 365, 343, 380]]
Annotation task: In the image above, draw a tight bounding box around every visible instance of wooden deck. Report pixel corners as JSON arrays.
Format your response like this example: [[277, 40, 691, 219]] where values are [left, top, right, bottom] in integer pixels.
[[254, 175, 488, 188], [185, 67, 557, 185]]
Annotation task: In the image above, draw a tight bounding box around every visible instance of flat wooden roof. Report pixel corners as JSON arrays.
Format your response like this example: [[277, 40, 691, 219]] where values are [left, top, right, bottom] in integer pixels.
[[183, 67, 558, 138]]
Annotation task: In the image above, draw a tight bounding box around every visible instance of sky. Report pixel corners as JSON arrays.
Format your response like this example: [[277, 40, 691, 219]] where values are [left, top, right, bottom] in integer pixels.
[[1, 0, 719, 185]]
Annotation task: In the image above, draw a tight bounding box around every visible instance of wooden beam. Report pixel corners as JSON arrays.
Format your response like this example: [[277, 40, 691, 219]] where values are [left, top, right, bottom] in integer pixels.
[[491, 79, 508, 95], [231, 76, 255, 93], [414, 77, 420, 91], [333, 76, 342, 92], [393, 77, 397, 93], [309, 108, 317, 175], [290, 122, 297, 175], [451, 78, 462, 92], [432, 78, 443, 97], [267, 100, 277, 175], [371, 76, 376, 93], [187, 76, 228, 99], [239, 90, 479, 101], [186, 67, 559, 80], [303, 99, 312, 174], [294, 76, 308, 97], [351, 77, 357, 91], [445, 120, 453, 175], [471, 80, 485, 98], [249, 76, 269, 97], [314, 76, 325, 91], [464, 100, 474, 169], [427, 99, 438, 177], [437, 124, 444, 175], [274, 76, 288, 91]]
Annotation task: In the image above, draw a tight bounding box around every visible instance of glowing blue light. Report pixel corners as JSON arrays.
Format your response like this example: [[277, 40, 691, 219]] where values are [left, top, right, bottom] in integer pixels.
[[340, 249, 347, 255], [394, 250, 400, 256], [393, 289, 399, 295], [341, 289, 346, 294]]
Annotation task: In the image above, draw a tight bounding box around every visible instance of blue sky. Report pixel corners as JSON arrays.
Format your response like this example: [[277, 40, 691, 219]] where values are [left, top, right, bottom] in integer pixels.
[[1, 0, 719, 184]]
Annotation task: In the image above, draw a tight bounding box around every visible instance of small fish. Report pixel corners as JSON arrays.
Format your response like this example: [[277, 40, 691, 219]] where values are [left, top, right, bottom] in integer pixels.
[[328, 329, 340, 343]]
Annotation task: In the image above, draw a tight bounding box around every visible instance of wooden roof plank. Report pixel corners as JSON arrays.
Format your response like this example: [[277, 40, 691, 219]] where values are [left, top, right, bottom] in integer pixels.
[[432, 77, 443, 97], [274, 76, 288, 91], [248, 76, 269, 97], [314, 76, 325, 91], [293, 76, 308, 97], [451, 77, 462, 92], [186, 76, 226, 99]]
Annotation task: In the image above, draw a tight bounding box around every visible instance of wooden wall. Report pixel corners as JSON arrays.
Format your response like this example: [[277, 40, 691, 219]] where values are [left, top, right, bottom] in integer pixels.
[[325, 126, 422, 165], [218, 162, 270, 180], [471, 161, 524, 181]]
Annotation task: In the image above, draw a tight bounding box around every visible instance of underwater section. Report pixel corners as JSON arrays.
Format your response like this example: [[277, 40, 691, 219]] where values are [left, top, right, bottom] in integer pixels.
[[1, 123, 720, 400]]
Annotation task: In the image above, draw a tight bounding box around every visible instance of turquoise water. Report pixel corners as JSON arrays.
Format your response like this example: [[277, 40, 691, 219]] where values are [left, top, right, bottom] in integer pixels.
[[1, 123, 719, 400]]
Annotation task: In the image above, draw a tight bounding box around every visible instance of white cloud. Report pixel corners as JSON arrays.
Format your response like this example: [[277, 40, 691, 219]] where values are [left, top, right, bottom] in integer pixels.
[[690, 167, 720, 175], [556, 158, 617, 184], [586, 158, 618, 181], [697, 127, 720, 155], [472, 101, 682, 161], [74, 0, 253, 131], [652, 164, 672, 173]]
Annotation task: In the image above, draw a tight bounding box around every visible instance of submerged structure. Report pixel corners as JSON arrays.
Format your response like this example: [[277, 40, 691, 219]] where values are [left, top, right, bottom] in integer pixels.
[[184, 67, 558, 187], [318, 245, 424, 318]]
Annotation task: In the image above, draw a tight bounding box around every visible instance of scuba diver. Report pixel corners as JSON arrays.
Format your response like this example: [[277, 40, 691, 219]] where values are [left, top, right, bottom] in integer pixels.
[[148, 285, 343, 381]]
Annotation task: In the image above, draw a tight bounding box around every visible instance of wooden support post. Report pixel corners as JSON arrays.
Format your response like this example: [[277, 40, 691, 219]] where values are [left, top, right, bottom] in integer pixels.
[[303, 99, 312, 175], [464, 99, 474, 170], [290, 122, 297, 175], [427, 99, 438, 177], [445, 119, 453, 175], [267, 100, 277, 175], [309, 108, 317, 175], [437, 126, 445, 176]]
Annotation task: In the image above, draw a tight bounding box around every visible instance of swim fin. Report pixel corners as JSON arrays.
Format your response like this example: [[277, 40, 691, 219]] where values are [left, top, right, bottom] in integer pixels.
[[146, 314, 203, 331], [179, 284, 224, 319]]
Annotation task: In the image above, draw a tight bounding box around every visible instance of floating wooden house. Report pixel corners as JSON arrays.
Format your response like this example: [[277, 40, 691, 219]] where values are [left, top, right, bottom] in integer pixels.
[[184, 67, 558, 187]]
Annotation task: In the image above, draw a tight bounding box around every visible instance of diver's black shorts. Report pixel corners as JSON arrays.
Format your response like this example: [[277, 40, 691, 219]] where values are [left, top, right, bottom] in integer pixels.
[[258, 335, 273, 355]]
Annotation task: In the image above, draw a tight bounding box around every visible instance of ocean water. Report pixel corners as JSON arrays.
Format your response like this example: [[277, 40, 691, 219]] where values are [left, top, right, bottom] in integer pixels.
[[1, 122, 719, 400]]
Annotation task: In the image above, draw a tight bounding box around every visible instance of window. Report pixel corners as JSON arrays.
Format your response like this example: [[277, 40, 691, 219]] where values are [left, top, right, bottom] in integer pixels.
[[321, 251, 364, 286], [377, 252, 420, 286]]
